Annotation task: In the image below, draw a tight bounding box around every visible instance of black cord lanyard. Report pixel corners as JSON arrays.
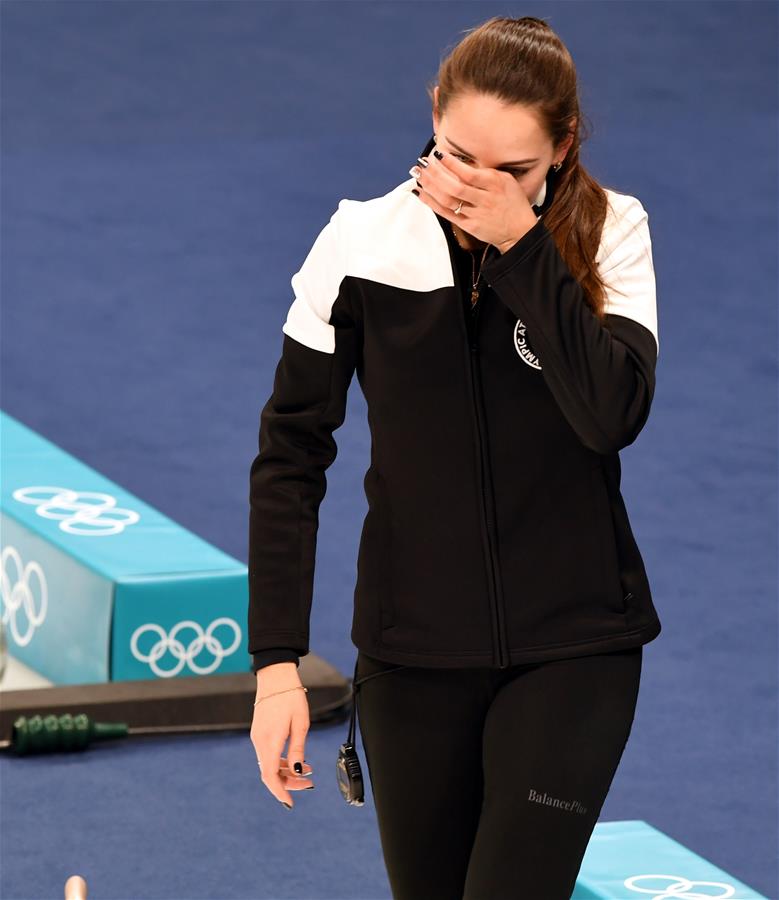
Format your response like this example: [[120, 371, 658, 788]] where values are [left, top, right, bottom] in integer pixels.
[[346, 656, 409, 747]]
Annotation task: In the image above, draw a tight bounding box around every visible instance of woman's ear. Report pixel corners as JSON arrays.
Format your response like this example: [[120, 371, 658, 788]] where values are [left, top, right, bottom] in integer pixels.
[[559, 126, 575, 157]]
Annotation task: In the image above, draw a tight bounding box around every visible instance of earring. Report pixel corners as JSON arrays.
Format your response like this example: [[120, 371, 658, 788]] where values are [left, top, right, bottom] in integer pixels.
[[552, 161, 562, 171]]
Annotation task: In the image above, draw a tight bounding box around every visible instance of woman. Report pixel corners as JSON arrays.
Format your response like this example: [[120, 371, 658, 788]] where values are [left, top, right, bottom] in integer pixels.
[[249, 15, 661, 899]]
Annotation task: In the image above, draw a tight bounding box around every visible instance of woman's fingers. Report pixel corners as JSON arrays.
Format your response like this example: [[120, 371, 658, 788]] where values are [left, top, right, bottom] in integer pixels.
[[281, 773, 316, 791], [279, 756, 313, 774], [279, 756, 314, 789], [257, 735, 294, 807], [411, 163, 458, 211], [286, 711, 310, 783], [412, 152, 483, 209]]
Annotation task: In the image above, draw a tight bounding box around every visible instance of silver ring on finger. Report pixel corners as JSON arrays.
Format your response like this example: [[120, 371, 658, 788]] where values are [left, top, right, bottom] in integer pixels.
[[454, 200, 464, 215]]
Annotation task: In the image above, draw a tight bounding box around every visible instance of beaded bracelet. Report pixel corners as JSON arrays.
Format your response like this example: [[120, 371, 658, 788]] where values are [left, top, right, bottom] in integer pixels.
[[253, 685, 308, 706]]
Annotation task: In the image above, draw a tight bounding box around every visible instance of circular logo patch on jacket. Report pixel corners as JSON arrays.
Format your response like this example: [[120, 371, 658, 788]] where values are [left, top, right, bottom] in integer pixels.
[[513, 317, 542, 370]]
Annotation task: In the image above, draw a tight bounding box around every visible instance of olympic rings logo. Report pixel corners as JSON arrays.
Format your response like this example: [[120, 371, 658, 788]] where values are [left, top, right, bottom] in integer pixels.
[[624, 873, 742, 898], [0, 546, 48, 647], [130, 618, 242, 678], [12, 486, 140, 536]]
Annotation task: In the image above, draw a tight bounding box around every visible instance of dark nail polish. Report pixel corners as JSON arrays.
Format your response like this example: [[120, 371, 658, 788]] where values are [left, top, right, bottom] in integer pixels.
[[293, 762, 302, 774], [305, 785, 316, 790], [411, 189, 419, 196], [281, 800, 293, 810], [433, 149, 444, 159]]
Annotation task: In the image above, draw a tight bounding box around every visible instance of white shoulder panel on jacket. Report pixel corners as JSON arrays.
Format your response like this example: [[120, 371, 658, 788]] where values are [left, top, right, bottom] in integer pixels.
[[345, 176, 455, 292], [597, 190, 659, 355], [282, 178, 454, 354], [282, 198, 352, 354]]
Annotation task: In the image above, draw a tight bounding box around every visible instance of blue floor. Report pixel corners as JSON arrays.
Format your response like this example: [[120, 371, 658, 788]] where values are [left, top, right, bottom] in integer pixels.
[[1, 2, 776, 898]]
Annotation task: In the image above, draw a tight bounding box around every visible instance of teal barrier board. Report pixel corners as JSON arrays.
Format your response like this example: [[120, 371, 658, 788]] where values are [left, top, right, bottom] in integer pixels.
[[574, 820, 768, 899], [0, 411, 250, 683]]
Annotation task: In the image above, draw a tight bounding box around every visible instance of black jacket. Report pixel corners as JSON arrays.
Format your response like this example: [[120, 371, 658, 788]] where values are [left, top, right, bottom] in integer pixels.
[[248, 134, 662, 672]]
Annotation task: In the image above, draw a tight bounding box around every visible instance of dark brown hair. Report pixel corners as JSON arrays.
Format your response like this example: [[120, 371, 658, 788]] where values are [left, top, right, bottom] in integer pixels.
[[427, 15, 616, 320]]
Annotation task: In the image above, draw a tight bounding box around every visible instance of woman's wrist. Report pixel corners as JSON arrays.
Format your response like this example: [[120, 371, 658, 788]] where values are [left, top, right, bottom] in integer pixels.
[[255, 660, 299, 679]]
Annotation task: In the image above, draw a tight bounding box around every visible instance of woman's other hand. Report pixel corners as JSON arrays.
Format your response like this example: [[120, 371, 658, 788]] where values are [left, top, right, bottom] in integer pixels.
[[250, 662, 314, 809]]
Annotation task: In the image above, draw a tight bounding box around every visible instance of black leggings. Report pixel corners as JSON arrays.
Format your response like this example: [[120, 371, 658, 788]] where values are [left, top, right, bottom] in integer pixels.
[[354, 644, 643, 900]]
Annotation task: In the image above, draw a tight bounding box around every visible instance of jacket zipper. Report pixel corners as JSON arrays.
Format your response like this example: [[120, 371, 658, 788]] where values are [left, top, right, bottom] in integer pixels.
[[468, 301, 511, 669], [449, 237, 510, 669]]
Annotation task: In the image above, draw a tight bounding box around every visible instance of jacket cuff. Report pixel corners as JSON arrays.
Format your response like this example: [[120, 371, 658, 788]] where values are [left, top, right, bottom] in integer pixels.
[[252, 648, 301, 672]]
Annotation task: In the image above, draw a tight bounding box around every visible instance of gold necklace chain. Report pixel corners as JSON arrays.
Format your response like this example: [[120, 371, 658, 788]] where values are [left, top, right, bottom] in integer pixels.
[[452, 223, 490, 308]]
